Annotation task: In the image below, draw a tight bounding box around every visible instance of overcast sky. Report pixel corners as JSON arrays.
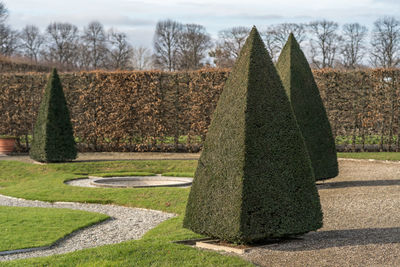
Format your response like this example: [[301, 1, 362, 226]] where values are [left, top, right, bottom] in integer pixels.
[[4, 0, 400, 48]]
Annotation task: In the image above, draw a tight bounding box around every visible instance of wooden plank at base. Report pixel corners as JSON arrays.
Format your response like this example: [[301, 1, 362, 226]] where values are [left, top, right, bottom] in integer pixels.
[[195, 240, 249, 254]]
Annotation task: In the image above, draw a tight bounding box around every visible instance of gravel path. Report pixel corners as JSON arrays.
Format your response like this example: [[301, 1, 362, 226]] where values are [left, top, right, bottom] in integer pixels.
[[0, 194, 174, 261], [0, 152, 200, 163], [243, 159, 400, 266]]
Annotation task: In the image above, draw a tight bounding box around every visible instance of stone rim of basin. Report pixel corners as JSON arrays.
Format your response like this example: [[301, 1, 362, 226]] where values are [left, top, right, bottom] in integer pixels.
[[89, 175, 193, 188]]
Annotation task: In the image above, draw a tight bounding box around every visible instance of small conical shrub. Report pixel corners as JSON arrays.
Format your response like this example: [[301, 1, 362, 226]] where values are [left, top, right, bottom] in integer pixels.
[[183, 27, 323, 244], [30, 68, 77, 162], [276, 34, 338, 180]]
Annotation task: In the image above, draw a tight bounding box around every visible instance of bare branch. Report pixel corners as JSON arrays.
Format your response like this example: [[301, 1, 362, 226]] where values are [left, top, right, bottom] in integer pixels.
[[340, 23, 368, 69], [153, 19, 182, 71], [19, 25, 45, 63], [370, 16, 400, 68], [308, 20, 341, 69], [45, 22, 79, 68], [177, 23, 212, 70], [210, 26, 249, 68], [107, 29, 133, 70], [82, 21, 108, 69], [131, 46, 153, 70]]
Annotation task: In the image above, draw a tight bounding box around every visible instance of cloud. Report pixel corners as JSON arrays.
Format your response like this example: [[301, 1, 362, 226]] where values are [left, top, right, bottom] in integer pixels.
[[372, 0, 400, 4], [10, 12, 154, 30], [176, 1, 208, 7], [231, 13, 284, 20], [99, 16, 155, 27], [5, 0, 400, 51]]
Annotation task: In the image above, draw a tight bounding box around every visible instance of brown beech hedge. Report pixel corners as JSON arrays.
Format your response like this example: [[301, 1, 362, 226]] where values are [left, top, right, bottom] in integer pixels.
[[1, 68, 400, 152]]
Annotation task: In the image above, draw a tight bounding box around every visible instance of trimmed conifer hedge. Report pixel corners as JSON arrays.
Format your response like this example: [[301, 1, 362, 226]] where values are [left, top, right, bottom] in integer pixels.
[[183, 27, 323, 244], [30, 69, 77, 162], [276, 34, 338, 180]]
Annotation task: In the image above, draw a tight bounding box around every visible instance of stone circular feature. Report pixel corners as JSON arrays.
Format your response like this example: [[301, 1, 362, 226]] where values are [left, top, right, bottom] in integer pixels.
[[89, 176, 193, 188]]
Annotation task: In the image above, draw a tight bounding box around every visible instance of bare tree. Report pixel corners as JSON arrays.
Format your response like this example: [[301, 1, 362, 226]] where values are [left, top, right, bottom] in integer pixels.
[[370, 16, 400, 68], [209, 46, 234, 68], [260, 23, 306, 62], [261, 27, 281, 62], [82, 21, 107, 69], [210, 26, 249, 68], [273, 23, 307, 48], [339, 23, 368, 69], [45, 22, 79, 67], [131, 46, 153, 70], [107, 29, 133, 70], [75, 42, 91, 70], [0, 24, 19, 56], [177, 23, 212, 70], [153, 19, 182, 71], [0, 2, 18, 57], [308, 20, 342, 68], [19, 25, 45, 62], [0, 1, 7, 23]]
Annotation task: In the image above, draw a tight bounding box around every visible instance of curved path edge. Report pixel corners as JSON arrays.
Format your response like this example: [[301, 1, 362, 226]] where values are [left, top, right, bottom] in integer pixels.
[[0, 194, 175, 261], [338, 157, 400, 164]]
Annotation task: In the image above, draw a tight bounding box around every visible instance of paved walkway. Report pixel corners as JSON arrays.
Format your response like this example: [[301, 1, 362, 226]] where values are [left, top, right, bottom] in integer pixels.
[[0, 194, 174, 261]]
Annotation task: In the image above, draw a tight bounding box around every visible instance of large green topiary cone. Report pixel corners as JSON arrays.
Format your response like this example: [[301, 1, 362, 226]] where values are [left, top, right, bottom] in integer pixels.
[[183, 27, 323, 244], [30, 68, 77, 162], [276, 33, 338, 180]]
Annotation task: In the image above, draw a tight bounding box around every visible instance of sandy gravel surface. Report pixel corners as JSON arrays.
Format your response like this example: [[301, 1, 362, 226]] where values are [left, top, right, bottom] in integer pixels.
[[0, 152, 200, 163], [0, 194, 174, 261], [243, 159, 400, 266]]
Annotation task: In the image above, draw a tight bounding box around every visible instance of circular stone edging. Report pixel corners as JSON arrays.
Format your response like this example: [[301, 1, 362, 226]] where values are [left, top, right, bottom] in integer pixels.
[[90, 176, 193, 188]]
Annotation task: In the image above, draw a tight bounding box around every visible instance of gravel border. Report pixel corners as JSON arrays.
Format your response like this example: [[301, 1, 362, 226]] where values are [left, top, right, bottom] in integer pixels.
[[0, 194, 175, 261]]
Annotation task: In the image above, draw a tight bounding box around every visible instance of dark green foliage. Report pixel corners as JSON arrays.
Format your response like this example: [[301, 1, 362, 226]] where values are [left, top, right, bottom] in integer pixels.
[[30, 69, 77, 162], [276, 34, 338, 180], [183, 27, 323, 244]]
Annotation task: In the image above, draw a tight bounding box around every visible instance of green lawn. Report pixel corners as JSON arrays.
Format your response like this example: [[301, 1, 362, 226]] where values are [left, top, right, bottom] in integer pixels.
[[0, 160, 197, 212], [162, 171, 195, 177], [0, 206, 108, 252], [48, 159, 198, 178], [1, 152, 398, 266], [335, 135, 391, 145], [90, 171, 156, 177], [0, 160, 251, 266]]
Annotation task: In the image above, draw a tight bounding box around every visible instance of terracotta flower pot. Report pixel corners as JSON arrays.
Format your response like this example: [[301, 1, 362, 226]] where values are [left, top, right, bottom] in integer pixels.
[[0, 137, 16, 155]]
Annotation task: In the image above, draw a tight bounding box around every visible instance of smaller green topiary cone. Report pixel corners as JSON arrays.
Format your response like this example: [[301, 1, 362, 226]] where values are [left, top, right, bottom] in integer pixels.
[[276, 33, 338, 180], [30, 69, 77, 162]]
